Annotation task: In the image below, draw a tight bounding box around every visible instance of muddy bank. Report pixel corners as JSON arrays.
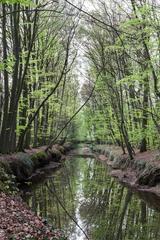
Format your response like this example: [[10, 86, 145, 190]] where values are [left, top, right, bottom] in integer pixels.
[[0, 142, 73, 193], [94, 145, 160, 197]]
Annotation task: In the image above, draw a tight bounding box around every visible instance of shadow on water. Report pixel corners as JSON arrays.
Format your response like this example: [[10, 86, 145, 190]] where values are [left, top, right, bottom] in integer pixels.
[[23, 148, 160, 240]]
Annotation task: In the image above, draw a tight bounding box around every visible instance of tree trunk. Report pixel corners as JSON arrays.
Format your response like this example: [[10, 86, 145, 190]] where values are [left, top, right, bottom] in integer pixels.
[[0, 4, 10, 153]]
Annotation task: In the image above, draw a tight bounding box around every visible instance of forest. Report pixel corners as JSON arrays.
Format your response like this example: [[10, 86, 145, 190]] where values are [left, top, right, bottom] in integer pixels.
[[1, 0, 160, 240], [0, 0, 160, 156]]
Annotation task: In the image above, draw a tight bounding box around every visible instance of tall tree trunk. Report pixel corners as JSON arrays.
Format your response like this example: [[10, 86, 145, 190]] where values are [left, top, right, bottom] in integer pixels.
[[130, 0, 150, 152], [140, 73, 149, 152], [0, 4, 9, 153], [7, 4, 21, 152]]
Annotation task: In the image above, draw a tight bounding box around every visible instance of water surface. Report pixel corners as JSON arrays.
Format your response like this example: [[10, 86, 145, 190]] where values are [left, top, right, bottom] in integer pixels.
[[24, 149, 160, 240]]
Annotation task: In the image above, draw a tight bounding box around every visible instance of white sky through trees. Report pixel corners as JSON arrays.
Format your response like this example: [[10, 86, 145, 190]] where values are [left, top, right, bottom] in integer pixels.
[[72, 0, 96, 91]]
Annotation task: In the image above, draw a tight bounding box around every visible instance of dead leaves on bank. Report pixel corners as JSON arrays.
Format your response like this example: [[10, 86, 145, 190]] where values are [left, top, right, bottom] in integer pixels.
[[0, 193, 66, 240]]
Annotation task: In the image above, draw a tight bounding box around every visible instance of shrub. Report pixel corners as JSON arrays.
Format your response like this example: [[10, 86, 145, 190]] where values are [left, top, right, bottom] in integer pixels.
[[0, 163, 17, 194]]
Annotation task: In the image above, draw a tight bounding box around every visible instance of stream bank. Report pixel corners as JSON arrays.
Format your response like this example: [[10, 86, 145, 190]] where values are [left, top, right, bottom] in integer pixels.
[[23, 145, 160, 240], [0, 143, 73, 193], [2, 144, 160, 239], [0, 192, 67, 240], [0, 143, 73, 240], [94, 145, 160, 197]]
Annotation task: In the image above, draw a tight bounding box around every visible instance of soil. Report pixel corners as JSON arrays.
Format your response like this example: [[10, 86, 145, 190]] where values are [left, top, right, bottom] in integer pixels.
[[96, 145, 160, 199], [0, 146, 46, 162]]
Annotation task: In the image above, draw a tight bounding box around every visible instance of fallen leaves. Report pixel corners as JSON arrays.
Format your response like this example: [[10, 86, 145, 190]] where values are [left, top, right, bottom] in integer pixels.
[[0, 193, 66, 240]]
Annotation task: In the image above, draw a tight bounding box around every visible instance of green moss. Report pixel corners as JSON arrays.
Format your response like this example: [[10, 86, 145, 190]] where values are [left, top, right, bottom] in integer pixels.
[[32, 151, 47, 160], [0, 147, 63, 186], [31, 151, 48, 167]]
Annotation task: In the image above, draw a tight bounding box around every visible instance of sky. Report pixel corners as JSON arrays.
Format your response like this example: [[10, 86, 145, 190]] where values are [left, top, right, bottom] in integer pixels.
[[83, 0, 96, 11], [72, 0, 96, 89], [70, 0, 100, 92]]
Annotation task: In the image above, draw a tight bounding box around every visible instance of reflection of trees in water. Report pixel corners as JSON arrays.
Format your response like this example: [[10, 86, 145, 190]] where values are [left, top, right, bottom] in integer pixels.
[[80, 160, 160, 240], [27, 159, 80, 234], [26, 157, 160, 240]]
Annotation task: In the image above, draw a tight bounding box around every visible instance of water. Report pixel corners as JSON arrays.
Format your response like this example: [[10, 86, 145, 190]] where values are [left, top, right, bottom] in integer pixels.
[[24, 148, 160, 240]]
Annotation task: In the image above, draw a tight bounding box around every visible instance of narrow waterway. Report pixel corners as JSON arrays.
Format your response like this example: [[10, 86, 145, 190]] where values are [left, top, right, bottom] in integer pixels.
[[23, 147, 160, 240]]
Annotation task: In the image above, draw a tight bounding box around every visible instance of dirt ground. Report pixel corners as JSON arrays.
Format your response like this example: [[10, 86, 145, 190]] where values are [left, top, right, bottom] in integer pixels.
[[97, 146, 160, 198]]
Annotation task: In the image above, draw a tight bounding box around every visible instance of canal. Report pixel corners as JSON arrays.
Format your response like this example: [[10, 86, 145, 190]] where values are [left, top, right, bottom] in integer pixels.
[[23, 146, 160, 240]]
